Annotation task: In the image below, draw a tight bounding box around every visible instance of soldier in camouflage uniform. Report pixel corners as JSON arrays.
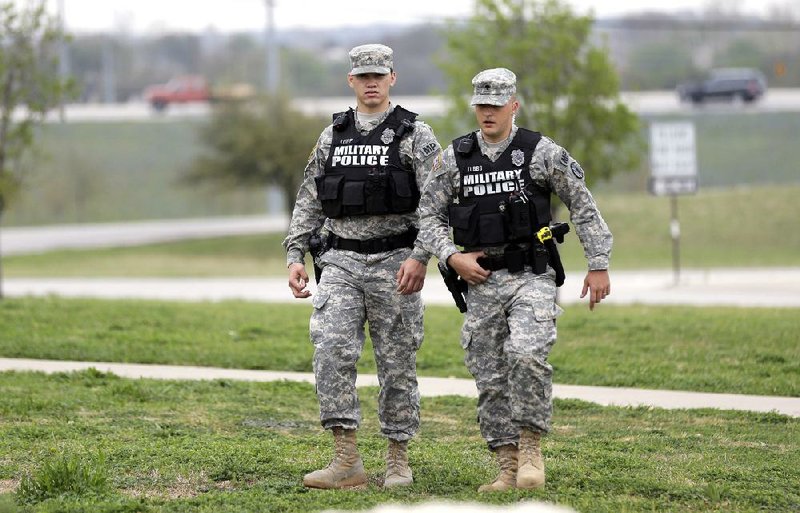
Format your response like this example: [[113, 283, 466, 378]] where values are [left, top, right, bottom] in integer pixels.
[[283, 44, 441, 490], [418, 68, 612, 491]]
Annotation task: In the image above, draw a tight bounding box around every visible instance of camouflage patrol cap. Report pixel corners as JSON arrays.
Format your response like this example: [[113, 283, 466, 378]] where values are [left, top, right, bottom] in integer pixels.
[[349, 44, 393, 75], [470, 68, 517, 106]]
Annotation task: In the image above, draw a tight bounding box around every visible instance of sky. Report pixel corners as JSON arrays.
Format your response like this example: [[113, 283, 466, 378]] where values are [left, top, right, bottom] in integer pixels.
[[38, 0, 780, 33]]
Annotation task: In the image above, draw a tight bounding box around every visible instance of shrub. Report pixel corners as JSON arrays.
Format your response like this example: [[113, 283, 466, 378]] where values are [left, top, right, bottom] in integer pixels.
[[16, 453, 109, 505]]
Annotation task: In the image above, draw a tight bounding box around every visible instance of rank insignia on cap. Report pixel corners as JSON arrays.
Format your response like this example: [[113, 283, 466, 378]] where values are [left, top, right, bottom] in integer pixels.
[[470, 67, 516, 106], [381, 128, 395, 144], [511, 149, 525, 167], [570, 161, 584, 180]]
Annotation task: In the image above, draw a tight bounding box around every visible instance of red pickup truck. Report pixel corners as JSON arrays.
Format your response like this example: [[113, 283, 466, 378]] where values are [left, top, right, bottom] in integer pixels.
[[143, 76, 211, 110]]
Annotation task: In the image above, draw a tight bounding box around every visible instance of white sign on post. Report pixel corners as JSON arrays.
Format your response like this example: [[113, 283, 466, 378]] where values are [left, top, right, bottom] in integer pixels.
[[649, 121, 698, 196]]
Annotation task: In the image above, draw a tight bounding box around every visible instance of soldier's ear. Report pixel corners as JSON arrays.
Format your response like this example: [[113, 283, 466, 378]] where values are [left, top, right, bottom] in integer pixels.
[[347, 74, 355, 89]]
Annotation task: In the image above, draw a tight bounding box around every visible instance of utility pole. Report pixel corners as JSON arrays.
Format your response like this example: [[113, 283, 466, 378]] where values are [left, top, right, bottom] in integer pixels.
[[264, 0, 279, 93], [57, 0, 69, 121], [263, 0, 283, 214], [102, 37, 116, 103]]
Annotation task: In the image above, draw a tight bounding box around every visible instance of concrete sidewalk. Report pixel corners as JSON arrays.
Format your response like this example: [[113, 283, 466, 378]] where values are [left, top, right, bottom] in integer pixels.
[[2, 358, 797, 418]]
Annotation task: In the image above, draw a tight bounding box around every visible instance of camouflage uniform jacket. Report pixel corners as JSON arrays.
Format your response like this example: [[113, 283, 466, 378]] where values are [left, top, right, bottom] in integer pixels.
[[283, 104, 441, 266], [419, 125, 613, 269]]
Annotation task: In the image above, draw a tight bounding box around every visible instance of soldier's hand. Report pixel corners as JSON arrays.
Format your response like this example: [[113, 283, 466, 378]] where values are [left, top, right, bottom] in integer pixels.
[[288, 263, 312, 299], [447, 251, 490, 286], [396, 258, 426, 295], [581, 269, 610, 310]]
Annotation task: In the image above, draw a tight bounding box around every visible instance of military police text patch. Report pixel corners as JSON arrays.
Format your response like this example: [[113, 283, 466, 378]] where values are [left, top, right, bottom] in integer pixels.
[[570, 161, 585, 180], [419, 141, 439, 160]]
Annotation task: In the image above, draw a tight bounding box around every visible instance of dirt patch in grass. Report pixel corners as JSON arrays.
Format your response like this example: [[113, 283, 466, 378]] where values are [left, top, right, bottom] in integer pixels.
[[123, 472, 210, 500]]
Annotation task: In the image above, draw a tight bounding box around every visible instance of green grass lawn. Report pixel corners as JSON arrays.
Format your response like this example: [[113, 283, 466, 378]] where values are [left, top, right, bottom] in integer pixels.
[[5, 184, 799, 277], [0, 371, 797, 513], [1, 298, 797, 397], [2, 234, 293, 278], [603, 111, 800, 191], [7, 121, 265, 226]]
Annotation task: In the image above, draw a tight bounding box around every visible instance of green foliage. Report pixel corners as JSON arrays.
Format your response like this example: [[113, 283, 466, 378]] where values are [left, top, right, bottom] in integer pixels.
[[0, 0, 74, 212], [16, 453, 110, 505], [439, 0, 643, 186], [184, 94, 326, 213]]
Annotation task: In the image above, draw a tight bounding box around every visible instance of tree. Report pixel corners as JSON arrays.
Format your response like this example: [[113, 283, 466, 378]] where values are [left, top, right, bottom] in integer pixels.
[[0, 0, 73, 298], [183, 94, 326, 214], [439, 0, 643, 192]]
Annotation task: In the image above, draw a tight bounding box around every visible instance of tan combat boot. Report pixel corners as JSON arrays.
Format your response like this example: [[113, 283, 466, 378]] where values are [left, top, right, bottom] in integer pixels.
[[517, 428, 545, 489], [303, 427, 368, 489], [383, 439, 413, 488], [478, 444, 518, 492]]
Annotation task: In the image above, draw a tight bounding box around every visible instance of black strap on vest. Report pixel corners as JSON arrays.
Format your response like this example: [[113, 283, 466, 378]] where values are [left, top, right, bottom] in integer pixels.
[[329, 228, 418, 255]]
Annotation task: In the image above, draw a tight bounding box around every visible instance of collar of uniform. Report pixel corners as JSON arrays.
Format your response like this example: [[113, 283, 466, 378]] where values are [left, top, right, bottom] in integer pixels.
[[354, 102, 394, 134], [476, 124, 518, 161]]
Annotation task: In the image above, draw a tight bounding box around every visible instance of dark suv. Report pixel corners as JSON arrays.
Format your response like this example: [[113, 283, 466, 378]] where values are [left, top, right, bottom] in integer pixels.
[[677, 68, 767, 104]]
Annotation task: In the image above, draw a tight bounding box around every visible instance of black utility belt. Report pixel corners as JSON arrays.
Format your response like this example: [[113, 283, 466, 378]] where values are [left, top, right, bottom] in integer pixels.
[[477, 244, 551, 275], [330, 228, 418, 255]]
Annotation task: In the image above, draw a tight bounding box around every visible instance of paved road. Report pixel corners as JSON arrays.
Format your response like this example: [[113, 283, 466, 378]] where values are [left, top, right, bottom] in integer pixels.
[[30, 89, 800, 124], [4, 216, 799, 307], [2, 358, 797, 417]]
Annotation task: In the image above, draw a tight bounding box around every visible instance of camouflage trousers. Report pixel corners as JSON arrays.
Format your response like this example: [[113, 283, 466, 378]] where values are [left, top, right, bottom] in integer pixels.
[[461, 267, 564, 449], [309, 247, 423, 441]]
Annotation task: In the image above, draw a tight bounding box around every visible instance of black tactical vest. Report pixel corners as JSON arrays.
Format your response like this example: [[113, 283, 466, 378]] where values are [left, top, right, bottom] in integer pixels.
[[316, 106, 420, 218], [449, 128, 550, 247]]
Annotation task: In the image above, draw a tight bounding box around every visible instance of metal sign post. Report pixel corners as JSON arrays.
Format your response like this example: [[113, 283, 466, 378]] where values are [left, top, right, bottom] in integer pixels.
[[649, 122, 698, 285]]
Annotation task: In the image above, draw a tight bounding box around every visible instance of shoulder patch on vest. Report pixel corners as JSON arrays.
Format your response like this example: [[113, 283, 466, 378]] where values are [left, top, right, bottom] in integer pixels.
[[419, 141, 439, 160]]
